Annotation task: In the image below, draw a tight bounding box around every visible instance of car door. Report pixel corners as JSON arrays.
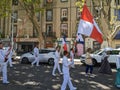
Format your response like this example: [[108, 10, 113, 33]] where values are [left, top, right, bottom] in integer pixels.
[[38, 50, 49, 62], [92, 53, 102, 63], [108, 50, 120, 63], [29, 52, 35, 62]]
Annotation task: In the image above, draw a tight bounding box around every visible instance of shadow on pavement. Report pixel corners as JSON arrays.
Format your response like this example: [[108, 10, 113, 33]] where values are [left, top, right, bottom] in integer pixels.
[[0, 62, 119, 90]]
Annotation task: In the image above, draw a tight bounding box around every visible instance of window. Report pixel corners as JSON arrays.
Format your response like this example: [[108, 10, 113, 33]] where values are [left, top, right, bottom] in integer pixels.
[[61, 0, 68, 2], [46, 24, 53, 36], [109, 50, 120, 55], [12, 0, 18, 5], [93, 41, 101, 51], [116, 44, 120, 48], [61, 23, 68, 36], [46, 9, 53, 21], [114, 9, 120, 20], [115, 0, 120, 5], [76, 8, 81, 20], [61, 8, 68, 21]]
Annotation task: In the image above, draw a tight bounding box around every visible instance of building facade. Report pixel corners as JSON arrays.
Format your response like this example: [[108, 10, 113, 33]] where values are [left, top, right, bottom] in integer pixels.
[[0, 0, 120, 54]]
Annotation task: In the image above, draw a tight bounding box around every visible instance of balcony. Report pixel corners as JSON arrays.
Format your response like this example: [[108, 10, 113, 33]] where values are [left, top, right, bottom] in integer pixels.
[[43, 0, 56, 8], [42, 32, 56, 38], [61, 17, 68, 22]]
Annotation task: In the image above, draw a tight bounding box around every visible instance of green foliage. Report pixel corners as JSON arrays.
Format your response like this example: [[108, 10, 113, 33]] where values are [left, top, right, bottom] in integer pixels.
[[21, 0, 44, 13], [0, 0, 12, 18]]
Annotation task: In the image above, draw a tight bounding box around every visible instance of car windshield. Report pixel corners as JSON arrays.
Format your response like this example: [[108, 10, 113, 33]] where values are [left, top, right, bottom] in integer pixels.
[[93, 49, 102, 54], [39, 49, 55, 54]]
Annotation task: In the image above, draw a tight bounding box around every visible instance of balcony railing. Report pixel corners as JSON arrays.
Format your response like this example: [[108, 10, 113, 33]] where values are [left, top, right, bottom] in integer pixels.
[[42, 32, 56, 38], [61, 17, 68, 22]]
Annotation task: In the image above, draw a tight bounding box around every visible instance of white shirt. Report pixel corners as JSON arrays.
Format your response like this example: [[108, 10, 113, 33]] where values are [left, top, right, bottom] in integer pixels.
[[54, 50, 60, 61], [62, 56, 73, 74], [34, 47, 39, 57], [70, 51, 74, 60], [0, 49, 5, 63]]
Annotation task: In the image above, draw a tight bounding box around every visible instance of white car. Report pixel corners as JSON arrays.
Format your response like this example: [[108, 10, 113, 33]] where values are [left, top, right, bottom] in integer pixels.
[[80, 48, 120, 66], [20, 49, 55, 65]]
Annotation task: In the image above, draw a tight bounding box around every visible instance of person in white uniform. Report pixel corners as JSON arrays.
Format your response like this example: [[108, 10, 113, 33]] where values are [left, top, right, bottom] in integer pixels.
[[6, 43, 13, 67], [31, 43, 40, 66], [61, 51, 77, 90], [0, 42, 9, 84], [52, 46, 62, 76], [70, 48, 75, 68]]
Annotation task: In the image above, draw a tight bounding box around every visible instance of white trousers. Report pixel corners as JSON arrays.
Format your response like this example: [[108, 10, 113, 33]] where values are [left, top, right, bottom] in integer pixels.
[[61, 74, 74, 90], [52, 61, 62, 74], [71, 59, 75, 67], [7, 57, 13, 67], [0, 63, 8, 83], [31, 57, 39, 66]]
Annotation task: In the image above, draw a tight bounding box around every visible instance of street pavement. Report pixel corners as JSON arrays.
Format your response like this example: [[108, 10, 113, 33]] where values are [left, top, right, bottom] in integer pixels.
[[0, 60, 119, 90]]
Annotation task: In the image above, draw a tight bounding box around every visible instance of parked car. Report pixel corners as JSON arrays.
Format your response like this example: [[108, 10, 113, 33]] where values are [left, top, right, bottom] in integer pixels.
[[20, 48, 55, 65], [80, 48, 120, 66]]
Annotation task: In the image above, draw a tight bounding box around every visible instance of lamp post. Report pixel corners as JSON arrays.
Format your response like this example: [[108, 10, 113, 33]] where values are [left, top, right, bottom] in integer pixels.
[[11, 15, 22, 50], [11, 15, 14, 49]]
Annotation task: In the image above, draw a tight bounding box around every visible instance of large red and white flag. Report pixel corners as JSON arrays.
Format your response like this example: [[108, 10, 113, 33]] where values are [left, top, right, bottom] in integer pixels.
[[77, 4, 103, 44]]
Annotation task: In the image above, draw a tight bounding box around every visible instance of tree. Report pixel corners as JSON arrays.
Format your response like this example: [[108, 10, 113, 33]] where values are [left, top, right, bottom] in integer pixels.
[[0, 0, 12, 38], [0, 0, 11, 17], [19, 0, 44, 48]]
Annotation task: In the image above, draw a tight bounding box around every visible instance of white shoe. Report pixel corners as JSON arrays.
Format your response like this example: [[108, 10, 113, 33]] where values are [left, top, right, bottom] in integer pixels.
[[89, 74, 95, 78], [72, 87, 77, 90], [60, 72, 63, 75], [3, 81, 10, 84], [52, 74, 56, 76]]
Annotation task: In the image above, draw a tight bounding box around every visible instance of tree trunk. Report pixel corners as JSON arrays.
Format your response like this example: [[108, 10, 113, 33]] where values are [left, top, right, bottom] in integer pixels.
[[28, 14, 44, 48]]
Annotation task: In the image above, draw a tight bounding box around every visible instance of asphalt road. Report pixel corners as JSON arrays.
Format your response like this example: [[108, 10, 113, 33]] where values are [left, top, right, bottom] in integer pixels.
[[0, 61, 119, 90]]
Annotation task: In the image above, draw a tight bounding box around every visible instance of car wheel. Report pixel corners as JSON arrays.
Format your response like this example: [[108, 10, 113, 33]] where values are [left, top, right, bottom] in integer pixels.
[[48, 58, 54, 66], [21, 57, 29, 64], [92, 59, 97, 66]]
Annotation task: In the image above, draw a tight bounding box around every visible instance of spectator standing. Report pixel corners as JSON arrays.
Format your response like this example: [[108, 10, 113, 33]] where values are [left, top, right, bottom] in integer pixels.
[[98, 51, 112, 75], [85, 48, 93, 77]]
